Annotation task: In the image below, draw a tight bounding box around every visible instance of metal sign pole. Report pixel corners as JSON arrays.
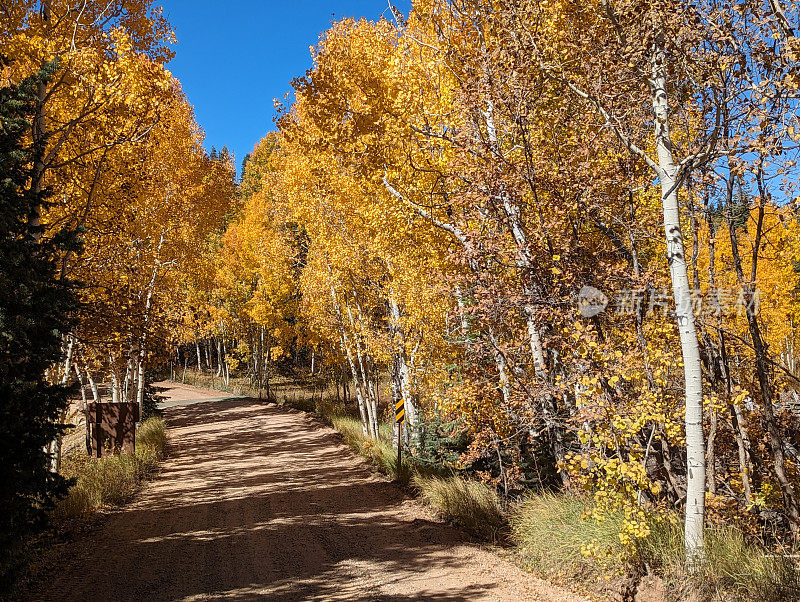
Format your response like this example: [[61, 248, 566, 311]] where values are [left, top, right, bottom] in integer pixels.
[[397, 421, 402, 468], [395, 398, 404, 472]]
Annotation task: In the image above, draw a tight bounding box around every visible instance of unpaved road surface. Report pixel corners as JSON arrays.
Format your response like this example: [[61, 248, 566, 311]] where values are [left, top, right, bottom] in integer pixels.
[[25, 382, 585, 601]]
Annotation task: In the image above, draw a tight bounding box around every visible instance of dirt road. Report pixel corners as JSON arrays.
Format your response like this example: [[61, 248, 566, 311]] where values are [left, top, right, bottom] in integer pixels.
[[26, 382, 585, 601]]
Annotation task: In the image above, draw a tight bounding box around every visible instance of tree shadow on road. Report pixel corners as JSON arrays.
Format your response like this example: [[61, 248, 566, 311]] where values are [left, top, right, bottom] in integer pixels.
[[23, 398, 513, 601]]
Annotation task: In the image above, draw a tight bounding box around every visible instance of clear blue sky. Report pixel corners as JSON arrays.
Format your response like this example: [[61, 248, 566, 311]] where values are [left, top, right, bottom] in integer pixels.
[[162, 1, 411, 175]]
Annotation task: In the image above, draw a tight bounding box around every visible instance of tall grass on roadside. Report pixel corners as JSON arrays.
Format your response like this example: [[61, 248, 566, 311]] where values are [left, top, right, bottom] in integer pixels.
[[332, 415, 505, 539], [637, 518, 800, 601], [512, 492, 628, 581], [331, 415, 413, 483], [512, 492, 800, 601], [54, 417, 167, 519], [305, 401, 504, 539], [414, 475, 506, 540], [137, 416, 167, 453]]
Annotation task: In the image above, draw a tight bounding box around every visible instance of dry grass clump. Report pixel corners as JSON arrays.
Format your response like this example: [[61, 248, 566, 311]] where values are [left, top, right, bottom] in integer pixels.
[[512, 492, 627, 582], [414, 475, 506, 540], [54, 417, 167, 519], [512, 492, 800, 601]]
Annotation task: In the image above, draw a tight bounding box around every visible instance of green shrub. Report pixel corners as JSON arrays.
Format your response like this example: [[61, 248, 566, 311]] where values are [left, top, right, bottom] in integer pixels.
[[141, 384, 165, 420], [415, 415, 469, 468], [414, 475, 506, 540]]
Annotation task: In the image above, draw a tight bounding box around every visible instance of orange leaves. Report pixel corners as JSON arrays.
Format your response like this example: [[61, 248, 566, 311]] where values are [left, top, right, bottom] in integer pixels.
[[6, 2, 234, 372]]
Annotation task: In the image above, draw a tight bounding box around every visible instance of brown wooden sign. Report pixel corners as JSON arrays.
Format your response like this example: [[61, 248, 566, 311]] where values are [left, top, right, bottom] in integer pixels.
[[87, 402, 139, 457]]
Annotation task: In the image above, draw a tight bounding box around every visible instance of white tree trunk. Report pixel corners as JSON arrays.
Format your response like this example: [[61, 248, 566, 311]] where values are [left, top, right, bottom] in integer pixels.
[[347, 300, 378, 439], [50, 335, 75, 470], [110, 356, 120, 404], [454, 285, 471, 337], [60, 335, 75, 384], [342, 331, 370, 436], [123, 350, 136, 404], [389, 294, 418, 446], [86, 369, 101, 403], [488, 328, 512, 408], [331, 285, 370, 435], [483, 96, 549, 378], [223, 339, 230, 386], [651, 42, 706, 565], [85, 368, 100, 457], [75, 364, 90, 453], [136, 358, 145, 417]]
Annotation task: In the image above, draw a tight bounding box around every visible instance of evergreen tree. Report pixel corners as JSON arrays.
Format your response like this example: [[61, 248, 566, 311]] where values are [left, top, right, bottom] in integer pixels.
[[0, 59, 76, 563], [240, 152, 251, 179], [728, 177, 752, 231]]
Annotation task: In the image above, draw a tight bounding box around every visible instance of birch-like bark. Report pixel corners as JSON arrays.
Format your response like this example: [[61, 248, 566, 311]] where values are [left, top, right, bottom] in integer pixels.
[[331, 285, 370, 435], [342, 331, 369, 434], [488, 329, 512, 408], [454, 285, 471, 337], [265, 339, 272, 400], [61, 335, 75, 384], [482, 93, 567, 481], [347, 298, 378, 439], [353, 295, 380, 437], [651, 41, 706, 563], [111, 369, 120, 404], [483, 97, 548, 378], [122, 351, 133, 404], [499, 196, 547, 377], [223, 339, 230, 386], [50, 335, 75, 470], [75, 364, 90, 453], [389, 294, 418, 446], [136, 232, 164, 418], [86, 369, 101, 403]]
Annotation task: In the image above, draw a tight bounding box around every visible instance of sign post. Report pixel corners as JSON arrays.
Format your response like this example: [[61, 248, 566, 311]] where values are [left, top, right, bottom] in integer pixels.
[[395, 398, 405, 469]]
